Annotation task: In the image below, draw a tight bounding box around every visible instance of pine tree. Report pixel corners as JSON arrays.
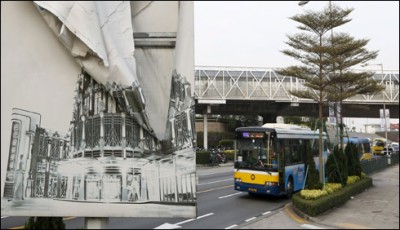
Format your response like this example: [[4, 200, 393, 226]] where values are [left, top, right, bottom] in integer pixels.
[[326, 33, 384, 149], [277, 4, 383, 182], [276, 4, 353, 182]]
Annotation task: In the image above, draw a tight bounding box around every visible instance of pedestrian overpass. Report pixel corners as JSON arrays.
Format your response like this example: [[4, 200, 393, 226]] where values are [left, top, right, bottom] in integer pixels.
[[194, 66, 399, 149], [194, 66, 399, 119]]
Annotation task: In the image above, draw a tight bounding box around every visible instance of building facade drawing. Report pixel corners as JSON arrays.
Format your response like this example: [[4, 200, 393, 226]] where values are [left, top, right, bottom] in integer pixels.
[[3, 71, 196, 205]]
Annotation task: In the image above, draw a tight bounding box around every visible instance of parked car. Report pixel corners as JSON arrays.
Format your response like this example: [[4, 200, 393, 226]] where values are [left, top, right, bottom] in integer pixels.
[[390, 142, 399, 154], [372, 138, 386, 155]]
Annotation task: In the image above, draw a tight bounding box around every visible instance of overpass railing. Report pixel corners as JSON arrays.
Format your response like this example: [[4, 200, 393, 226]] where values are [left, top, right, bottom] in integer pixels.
[[194, 67, 399, 105]]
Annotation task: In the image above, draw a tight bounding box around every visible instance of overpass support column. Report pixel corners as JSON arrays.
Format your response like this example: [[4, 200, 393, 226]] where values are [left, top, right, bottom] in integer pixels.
[[203, 113, 208, 150]]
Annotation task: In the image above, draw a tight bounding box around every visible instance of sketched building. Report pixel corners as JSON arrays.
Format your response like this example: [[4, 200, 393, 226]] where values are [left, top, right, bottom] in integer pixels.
[[56, 71, 160, 202], [54, 71, 195, 203], [4, 71, 196, 204], [29, 128, 70, 199], [3, 109, 41, 199]]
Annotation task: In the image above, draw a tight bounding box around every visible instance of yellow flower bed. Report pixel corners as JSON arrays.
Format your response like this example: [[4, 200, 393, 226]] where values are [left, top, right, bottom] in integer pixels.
[[347, 175, 361, 185], [300, 189, 328, 200], [300, 176, 363, 200], [324, 183, 342, 194]]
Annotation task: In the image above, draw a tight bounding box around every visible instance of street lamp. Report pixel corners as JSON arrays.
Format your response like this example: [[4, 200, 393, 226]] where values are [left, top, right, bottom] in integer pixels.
[[298, 1, 309, 6], [361, 63, 388, 141]]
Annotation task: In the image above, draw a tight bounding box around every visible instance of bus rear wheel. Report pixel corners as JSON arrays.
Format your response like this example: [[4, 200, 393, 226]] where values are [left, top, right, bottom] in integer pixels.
[[286, 178, 293, 199]]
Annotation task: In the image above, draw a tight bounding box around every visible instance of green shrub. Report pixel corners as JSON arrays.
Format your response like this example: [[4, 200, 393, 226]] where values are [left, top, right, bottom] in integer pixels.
[[196, 150, 210, 165], [345, 142, 362, 177], [304, 141, 321, 189], [223, 150, 236, 161], [25, 217, 65, 229], [196, 132, 235, 149], [325, 145, 348, 186], [219, 139, 234, 149]]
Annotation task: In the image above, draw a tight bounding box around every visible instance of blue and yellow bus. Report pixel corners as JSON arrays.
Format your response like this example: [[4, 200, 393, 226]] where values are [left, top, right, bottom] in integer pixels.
[[343, 137, 372, 161], [233, 123, 328, 198]]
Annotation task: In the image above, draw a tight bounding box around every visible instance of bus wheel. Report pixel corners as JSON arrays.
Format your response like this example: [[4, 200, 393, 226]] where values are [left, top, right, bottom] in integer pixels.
[[286, 178, 293, 199]]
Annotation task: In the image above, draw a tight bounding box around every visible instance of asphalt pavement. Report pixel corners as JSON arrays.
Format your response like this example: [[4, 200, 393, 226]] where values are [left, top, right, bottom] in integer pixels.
[[237, 163, 399, 229]]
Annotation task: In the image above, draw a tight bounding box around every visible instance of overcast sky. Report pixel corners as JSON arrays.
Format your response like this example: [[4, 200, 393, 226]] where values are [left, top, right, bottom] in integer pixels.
[[194, 1, 399, 132], [194, 1, 399, 70]]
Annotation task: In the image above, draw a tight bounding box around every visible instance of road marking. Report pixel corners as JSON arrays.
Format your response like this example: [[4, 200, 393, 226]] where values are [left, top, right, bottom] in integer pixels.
[[198, 179, 232, 186], [174, 213, 214, 226], [262, 211, 271, 215], [218, 192, 242, 199], [196, 213, 214, 219], [225, 224, 237, 229], [174, 218, 195, 225], [245, 217, 256, 222], [300, 224, 326, 229], [1, 216, 9, 219], [154, 223, 182, 229], [197, 185, 233, 194], [336, 223, 373, 229]]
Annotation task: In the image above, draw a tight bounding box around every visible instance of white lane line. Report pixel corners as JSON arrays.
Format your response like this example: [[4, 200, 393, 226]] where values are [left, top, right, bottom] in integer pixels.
[[218, 192, 242, 199], [198, 179, 232, 186], [301, 224, 326, 229], [174, 218, 195, 225], [1, 216, 9, 219], [225, 224, 237, 229], [174, 213, 214, 225], [262, 211, 271, 215], [196, 213, 214, 219], [245, 217, 256, 222]]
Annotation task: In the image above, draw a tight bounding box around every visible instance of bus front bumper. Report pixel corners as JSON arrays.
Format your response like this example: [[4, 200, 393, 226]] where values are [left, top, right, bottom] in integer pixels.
[[234, 182, 280, 196]]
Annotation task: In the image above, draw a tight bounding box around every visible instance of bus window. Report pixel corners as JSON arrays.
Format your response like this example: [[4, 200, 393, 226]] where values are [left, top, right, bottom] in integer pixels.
[[236, 138, 266, 168]]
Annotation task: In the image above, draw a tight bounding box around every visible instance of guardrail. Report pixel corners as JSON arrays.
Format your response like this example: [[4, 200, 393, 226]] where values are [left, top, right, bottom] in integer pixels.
[[361, 153, 399, 174]]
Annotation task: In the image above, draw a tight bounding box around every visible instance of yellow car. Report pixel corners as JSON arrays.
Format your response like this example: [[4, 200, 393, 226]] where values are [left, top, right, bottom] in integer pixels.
[[372, 138, 386, 155]]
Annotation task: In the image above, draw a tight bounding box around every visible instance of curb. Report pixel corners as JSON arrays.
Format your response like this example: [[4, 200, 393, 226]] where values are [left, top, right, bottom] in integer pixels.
[[288, 202, 341, 229]]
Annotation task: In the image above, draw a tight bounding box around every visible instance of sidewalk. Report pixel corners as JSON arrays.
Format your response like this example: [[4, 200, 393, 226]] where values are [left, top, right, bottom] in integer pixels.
[[239, 164, 399, 229]]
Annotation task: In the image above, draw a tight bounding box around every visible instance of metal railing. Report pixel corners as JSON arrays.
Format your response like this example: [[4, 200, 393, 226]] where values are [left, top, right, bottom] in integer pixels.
[[195, 67, 399, 104]]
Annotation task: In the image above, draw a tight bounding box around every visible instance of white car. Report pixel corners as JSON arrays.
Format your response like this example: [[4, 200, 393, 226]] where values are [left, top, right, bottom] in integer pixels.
[[391, 142, 399, 154], [384, 142, 399, 155]]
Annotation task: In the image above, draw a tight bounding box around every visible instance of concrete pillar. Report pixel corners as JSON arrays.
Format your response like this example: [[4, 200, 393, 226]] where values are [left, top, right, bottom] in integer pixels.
[[203, 113, 208, 150]]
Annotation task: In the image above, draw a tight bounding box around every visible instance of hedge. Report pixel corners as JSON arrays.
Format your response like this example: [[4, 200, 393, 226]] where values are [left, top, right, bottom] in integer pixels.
[[292, 176, 373, 216]]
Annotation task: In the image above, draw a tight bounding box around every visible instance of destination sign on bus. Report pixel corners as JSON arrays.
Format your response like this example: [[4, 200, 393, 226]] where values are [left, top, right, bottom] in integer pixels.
[[242, 132, 264, 138]]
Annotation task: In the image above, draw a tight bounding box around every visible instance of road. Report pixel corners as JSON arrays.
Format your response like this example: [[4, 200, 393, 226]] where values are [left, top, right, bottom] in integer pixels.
[[1, 165, 289, 229]]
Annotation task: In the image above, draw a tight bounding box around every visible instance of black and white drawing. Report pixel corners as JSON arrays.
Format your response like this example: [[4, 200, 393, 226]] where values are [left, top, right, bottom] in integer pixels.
[[1, 1, 196, 218]]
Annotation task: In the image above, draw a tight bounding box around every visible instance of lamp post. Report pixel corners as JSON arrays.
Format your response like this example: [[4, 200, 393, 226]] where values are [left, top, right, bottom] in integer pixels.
[[361, 63, 388, 141]]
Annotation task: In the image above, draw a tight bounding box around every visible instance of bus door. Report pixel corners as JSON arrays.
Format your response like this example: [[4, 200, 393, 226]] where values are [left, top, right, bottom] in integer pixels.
[[278, 144, 285, 194]]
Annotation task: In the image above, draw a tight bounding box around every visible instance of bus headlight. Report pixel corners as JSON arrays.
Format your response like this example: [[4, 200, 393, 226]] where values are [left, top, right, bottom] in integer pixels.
[[235, 178, 242, 182], [265, 182, 278, 186]]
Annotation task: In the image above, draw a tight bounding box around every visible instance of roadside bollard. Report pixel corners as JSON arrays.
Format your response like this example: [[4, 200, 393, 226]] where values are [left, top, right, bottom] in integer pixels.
[[387, 153, 391, 165]]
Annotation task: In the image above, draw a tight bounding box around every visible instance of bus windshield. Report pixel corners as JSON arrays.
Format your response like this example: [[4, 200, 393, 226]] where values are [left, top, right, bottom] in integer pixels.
[[235, 132, 278, 172]]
